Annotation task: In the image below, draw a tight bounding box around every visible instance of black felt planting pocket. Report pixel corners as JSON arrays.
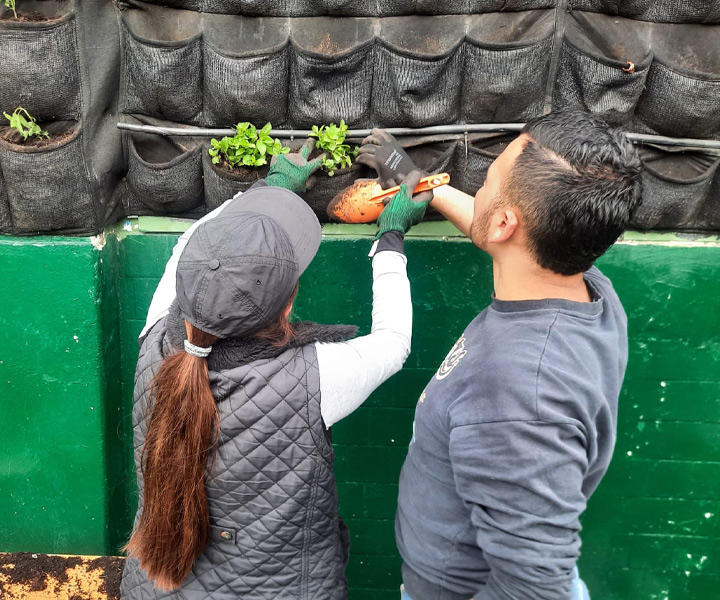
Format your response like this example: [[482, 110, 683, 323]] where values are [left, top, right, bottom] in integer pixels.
[[462, 14, 554, 123], [630, 148, 720, 230], [634, 60, 720, 139], [449, 135, 515, 197], [421, 0, 556, 12], [407, 141, 457, 176], [303, 0, 379, 16], [414, 0, 468, 13], [0, 12, 81, 121], [203, 0, 418, 15], [693, 169, 720, 230], [0, 168, 10, 233], [289, 33, 374, 128], [568, 1, 720, 24], [127, 136, 203, 214], [303, 168, 361, 221], [202, 151, 268, 210], [416, 0, 557, 12], [203, 41, 290, 127], [553, 37, 650, 127], [140, 0, 205, 10], [405, 140, 457, 221], [372, 40, 464, 127], [121, 20, 203, 124], [233, 0, 303, 16], [0, 121, 95, 234]]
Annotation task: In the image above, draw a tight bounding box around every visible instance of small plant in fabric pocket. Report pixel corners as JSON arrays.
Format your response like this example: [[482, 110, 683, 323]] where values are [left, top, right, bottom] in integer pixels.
[[309, 120, 358, 176], [3, 108, 49, 142], [209, 122, 289, 170], [3, 0, 16, 18]]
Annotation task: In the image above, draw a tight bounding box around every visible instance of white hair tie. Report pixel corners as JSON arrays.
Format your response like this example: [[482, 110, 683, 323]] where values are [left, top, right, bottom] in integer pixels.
[[184, 339, 212, 358]]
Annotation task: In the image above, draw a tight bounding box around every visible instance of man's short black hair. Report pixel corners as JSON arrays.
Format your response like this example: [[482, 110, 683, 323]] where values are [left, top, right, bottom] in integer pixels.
[[505, 109, 643, 276]]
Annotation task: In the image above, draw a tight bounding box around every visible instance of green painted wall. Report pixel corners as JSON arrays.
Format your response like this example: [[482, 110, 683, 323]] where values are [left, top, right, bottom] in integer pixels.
[[0, 226, 719, 599], [0, 234, 123, 554]]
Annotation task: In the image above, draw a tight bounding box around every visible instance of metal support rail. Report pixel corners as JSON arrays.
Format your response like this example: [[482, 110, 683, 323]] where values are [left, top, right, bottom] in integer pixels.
[[117, 122, 720, 151]]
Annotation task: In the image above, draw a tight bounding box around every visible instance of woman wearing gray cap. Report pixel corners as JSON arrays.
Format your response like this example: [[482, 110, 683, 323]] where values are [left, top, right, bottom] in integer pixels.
[[120, 140, 430, 600]]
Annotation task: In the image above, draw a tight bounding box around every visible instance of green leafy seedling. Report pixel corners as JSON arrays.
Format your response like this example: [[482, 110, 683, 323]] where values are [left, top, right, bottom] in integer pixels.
[[3, 107, 49, 142], [309, 120, 357, 177], [4, 0, 17, 18], [209, 122, 289, 170]]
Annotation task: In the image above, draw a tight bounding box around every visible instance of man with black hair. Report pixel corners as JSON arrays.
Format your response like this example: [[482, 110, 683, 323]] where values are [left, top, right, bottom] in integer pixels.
[[357, 110, 643, 600]]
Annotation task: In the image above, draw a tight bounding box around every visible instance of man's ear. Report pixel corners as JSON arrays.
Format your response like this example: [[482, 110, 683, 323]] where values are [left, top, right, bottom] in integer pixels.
[[488, 208, 519, 244]]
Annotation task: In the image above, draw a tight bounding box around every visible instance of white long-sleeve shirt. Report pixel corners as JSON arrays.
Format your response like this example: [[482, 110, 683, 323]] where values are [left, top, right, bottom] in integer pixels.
[[140, 194, 412, 427]]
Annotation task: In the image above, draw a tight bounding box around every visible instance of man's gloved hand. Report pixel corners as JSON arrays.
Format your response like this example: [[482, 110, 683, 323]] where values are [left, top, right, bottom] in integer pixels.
[[357, 128, 434, 205], [357, 128, 416, 188], [376, 171, 429, 239], [265, 138, 326, 193]]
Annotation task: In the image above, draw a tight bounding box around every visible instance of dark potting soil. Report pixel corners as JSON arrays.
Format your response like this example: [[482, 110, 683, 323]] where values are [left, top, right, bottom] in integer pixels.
[[1, 126, 74, 149], [86, 555, 124, 600], [0, 552, 81, 593], [0, 11, 54, 21], [0, 552, 124, 599], [214, 157, 268, 181]]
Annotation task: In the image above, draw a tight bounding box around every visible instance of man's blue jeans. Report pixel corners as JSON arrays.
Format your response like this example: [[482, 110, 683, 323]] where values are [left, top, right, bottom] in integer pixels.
[[400, 568, 590, 600]]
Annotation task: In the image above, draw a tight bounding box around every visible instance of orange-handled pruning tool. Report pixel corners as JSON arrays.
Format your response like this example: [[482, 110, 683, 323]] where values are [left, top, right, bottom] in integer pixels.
[[327, 173, 450, 224]]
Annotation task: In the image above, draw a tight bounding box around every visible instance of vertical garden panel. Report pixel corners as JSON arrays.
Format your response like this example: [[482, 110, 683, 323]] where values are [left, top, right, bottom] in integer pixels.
[[633, 24, 720, 139], [127, 136, 204, 214], [630, 149, 720, 230], [202, 16, 290, 126], [0, 122, 95, 233], [0, 11, 82, 121], [553, 39, 649, 126], [461, 12, 554, 123], [239, 0, 306, 16], [202, 150, 269, 210], [372, 18, 464, 127], [0, 168, 10, 233], [449, 134, 515, 196], [142, 0, 204, 10], [634, 61, 720, 139], [373, 42, 463, 127], [552, 14, 651, 127], [303, 0, 377, 16], [289, 20, 375, 128], [569, 0, 720, 24], [121, 17, 203, 124], [203, 41, 290, 127]]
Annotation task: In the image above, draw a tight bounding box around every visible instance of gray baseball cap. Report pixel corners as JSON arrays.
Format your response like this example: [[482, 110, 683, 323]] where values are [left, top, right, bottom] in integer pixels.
[[176, 184, 321, 339]]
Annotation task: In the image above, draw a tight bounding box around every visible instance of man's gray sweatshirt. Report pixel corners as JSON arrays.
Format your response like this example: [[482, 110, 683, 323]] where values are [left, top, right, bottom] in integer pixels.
[[396, 267, 627, 600]]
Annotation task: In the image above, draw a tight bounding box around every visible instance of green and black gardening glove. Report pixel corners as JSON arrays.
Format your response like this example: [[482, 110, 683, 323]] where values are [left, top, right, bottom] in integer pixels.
[[376, 171, 429, 239], [357, 128, 434, 205], [266, 138, 326, 194]]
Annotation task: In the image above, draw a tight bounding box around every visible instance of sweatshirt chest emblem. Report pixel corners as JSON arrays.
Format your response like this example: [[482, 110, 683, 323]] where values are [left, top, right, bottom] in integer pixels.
[[436, 335, 468, 381]]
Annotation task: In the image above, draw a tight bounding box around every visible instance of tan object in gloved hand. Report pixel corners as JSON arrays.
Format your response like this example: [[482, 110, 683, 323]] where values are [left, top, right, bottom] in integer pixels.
[[327, 173, 450, 224]]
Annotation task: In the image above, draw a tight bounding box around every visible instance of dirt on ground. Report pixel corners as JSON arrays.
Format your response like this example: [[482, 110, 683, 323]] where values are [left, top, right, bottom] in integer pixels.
[[0, 553, 124, 600]]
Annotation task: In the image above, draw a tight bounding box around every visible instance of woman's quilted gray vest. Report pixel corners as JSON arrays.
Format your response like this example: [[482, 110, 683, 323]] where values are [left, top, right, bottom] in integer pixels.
[[121, 321, 349, 600]]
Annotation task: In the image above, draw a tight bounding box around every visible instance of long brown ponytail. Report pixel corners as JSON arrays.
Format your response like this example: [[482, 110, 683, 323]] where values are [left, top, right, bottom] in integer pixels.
[[126, 283, 299, 590], [125, 322, 220, 590]]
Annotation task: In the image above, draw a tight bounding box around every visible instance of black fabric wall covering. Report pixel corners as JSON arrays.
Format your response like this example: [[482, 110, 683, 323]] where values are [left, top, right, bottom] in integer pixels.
[[0, 0, 719, 234], [140, 0, 720, 23], [0, 0, 124, 235]]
